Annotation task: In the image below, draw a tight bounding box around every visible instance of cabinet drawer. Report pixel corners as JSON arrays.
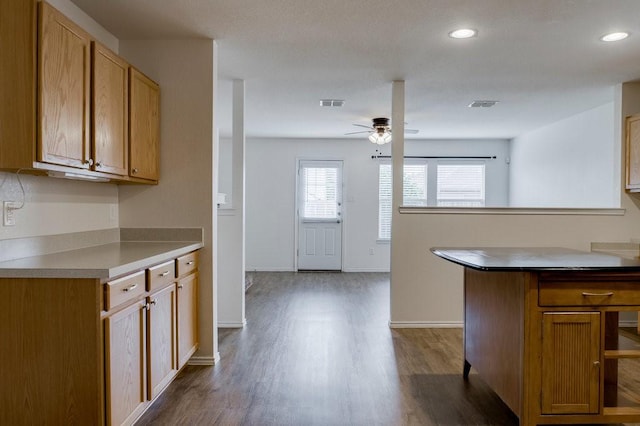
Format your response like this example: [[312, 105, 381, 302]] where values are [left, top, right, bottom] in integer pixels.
[[105, 271, 146, 311], [176, 251, 198, 277], [148, 260, 176, 292], [539, 281, 640, 306]]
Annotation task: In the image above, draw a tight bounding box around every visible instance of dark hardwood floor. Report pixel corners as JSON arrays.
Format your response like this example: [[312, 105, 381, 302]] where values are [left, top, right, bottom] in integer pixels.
[[135, 272, 521, 425]]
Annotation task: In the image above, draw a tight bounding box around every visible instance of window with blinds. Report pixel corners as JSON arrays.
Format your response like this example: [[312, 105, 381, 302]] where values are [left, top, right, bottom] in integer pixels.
[[378, 160, 486, 239], [302, 166, 338, 219], [437, 163, 485, 207], [378, 162, 428, 239]]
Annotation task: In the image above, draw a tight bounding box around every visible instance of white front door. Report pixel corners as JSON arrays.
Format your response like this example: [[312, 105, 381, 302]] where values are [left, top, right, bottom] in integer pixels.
[[297, 160, 343, 271]]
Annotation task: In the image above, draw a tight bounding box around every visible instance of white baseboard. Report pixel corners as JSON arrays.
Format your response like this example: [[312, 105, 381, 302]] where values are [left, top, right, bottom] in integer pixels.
[[389, 321, 464, 329], [342, 268, 390, 273], [246, 267, 295, 272], [619, 320, 638, 327], [218, 319, 247, 328], [188, 352, 220, 366]]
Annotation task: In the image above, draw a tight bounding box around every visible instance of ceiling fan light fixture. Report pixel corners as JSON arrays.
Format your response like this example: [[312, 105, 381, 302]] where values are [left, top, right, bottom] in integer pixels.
[[369, 130, 392, 145], [449, 28, 477, 39]]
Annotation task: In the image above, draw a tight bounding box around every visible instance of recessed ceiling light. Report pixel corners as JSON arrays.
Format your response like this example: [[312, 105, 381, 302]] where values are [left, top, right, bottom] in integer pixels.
[[449, 28, 477, 39], [600, 32, 630, 42]]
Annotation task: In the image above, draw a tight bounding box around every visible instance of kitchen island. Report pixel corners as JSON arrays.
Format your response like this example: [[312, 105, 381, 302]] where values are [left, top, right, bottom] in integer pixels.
[[0, 229, 203, 425], [432, 247, 640, 426]]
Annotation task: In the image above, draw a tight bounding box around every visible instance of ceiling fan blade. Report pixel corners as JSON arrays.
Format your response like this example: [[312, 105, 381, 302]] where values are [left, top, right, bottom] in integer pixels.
[[344, 130, 372, 135], [405, 129, 419, 134], [352, 123, 373, 129]]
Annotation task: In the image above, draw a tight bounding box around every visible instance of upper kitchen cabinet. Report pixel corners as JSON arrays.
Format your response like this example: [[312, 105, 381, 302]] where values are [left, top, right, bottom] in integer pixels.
[[92, 42, 128, 176], [626, 113, 640, 192], [129, 68, 160, 182], [38, 1, 91, 170], [0, 0, 159, 184], [0, 0, 36, 170]]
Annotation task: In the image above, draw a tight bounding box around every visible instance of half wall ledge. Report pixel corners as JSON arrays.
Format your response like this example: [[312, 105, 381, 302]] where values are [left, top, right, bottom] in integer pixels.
[[398, 207, 626, 216]]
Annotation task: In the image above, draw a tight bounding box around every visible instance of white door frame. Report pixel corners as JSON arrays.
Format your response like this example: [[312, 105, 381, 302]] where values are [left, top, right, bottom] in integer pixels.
[[294, 157, 346, 271]]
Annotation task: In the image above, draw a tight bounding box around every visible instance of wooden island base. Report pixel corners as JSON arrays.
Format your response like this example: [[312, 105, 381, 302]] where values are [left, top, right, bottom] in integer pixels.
[[433, 247, 640, 426]]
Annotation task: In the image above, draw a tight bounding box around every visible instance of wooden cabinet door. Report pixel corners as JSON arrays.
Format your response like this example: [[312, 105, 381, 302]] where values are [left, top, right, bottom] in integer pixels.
[[177, 272, 199, 368], [541, 312, 600, 414], [38, 2, 91, 169], [129, 68, 160, 181], [92, 42, 128, 176], [626, 114, 640, 190], [105, 300, 148, 426], [147, 284, 177, 400]]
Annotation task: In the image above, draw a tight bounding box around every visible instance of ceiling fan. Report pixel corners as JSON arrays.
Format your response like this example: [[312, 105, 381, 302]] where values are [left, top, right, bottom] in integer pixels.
[[345, 117, 419, 144]]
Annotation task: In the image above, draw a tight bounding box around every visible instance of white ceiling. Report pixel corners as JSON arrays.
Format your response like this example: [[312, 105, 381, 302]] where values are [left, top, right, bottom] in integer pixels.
[[71, 0, 640, 140]]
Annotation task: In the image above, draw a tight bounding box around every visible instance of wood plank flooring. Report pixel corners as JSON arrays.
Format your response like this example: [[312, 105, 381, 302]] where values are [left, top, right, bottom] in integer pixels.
[[135, 272, 521, 425]]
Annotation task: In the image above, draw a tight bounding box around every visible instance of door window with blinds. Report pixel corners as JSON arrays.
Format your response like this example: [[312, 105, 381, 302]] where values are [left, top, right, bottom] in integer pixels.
[[378, 160, 485, 239], [300, 161, 341, 221]]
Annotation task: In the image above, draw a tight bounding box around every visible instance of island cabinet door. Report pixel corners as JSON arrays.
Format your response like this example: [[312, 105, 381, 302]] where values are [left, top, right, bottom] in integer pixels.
[[541, 312, 600, 415]]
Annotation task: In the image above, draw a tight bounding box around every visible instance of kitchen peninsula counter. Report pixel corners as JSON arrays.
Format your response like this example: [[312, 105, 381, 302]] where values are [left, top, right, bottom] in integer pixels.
[[432, 247, 640, 426]]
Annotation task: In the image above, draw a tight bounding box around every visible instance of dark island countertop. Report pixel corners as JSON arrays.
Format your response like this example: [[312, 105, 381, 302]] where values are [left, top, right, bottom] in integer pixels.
[[431, 247, 640, 271]]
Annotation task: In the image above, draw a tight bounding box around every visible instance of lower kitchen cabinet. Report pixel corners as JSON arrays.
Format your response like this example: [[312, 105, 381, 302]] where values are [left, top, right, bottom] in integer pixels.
[[0, 246, 201, 425], [147, 283, 178, 399], [177, 271, 199, 368], [105, 300, 148, 426]]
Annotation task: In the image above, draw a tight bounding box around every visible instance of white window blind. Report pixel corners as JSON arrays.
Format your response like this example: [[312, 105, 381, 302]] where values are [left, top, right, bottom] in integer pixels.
[[437, 164, 485, 207], [378, 160, 487, 239], [302, 166, 338, 219], [378, 162, 428, 239]]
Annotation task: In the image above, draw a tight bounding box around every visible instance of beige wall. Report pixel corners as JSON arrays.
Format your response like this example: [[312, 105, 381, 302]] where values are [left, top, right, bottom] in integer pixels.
[[389, 82, 640, 326], [118, 39, 219, 363], [0, 173, 118, 240]]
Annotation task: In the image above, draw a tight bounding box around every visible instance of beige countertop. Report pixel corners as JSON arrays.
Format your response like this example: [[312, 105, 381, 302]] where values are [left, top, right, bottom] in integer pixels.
[[0, 240, 203, 279]]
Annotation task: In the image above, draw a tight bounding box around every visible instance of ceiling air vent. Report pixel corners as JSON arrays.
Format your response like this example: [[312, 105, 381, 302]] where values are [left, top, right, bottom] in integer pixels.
[[320, 99, 345, 107], [468, 100, 499, 108]]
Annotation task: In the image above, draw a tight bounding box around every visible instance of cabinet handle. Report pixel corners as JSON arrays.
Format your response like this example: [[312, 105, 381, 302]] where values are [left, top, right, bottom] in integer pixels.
[[581, 292, 614, 297], [122, 283, 138, 292], [186, 261, 194, 265], [132, 168, 139, 174], [159, 271, 170, 277]]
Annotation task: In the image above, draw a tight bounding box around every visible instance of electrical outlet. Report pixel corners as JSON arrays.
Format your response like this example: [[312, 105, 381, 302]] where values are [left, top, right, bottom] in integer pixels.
[[3, 201, 19, 226]]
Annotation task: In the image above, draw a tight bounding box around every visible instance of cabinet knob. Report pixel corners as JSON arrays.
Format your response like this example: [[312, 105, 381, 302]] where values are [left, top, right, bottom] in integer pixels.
[[150, 299, 157, 305], [83, 159, 94, 166], [178, 284, 184, 289], [132, 168, 139, 174], [95, 162, 102, 168], [593, 361, 600, 367]]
